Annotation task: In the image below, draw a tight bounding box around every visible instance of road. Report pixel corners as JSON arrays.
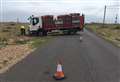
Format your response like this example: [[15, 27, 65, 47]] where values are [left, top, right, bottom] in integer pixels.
[[0, 30, 120, 82]]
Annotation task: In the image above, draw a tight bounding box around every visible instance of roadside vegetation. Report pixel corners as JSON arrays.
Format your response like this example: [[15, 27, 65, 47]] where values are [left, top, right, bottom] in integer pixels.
[[86, 23, 120, 47], [0, 22, 29, 46], [0, 22, 53, 73]]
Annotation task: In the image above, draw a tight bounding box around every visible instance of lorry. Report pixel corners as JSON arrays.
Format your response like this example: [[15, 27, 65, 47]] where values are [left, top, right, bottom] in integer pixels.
[[28, 13, 85, 36]]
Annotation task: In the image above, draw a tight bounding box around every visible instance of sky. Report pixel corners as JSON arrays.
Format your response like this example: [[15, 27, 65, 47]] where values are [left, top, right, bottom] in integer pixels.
[[0, 0, 120, 23]]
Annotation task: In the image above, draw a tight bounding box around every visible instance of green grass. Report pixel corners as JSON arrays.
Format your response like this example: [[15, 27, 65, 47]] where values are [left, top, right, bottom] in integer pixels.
[[28, 36, 53, 48], [15, 39, 29, 45]]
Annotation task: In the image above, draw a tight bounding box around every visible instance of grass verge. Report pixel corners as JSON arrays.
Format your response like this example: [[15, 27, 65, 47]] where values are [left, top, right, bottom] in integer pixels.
[[28, 36, 53, 48], [0, 36, 54, 74], [86, 24, 120, 47]]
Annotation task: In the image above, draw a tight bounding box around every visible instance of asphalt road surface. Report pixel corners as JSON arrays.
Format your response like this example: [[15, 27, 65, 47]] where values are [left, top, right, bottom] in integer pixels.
[[0, 30, 120, 82]]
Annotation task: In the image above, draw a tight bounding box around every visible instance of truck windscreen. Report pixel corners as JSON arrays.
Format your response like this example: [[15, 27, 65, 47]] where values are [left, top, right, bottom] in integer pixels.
[[32, 18, 39, 25]]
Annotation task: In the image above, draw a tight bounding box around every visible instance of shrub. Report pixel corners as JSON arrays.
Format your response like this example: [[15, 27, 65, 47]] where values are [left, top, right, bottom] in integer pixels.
[[6, 26, 12, 29], [15, 39, 28, 44], [2, 29, 10, 32], [114, 26, 120, 29]]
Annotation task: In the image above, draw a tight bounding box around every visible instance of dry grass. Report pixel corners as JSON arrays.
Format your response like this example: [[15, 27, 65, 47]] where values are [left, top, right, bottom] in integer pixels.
[[0, 44, 33, 73], [86, 24, 120, 47], [0, 22, 53, 73], [0, 22, 29, 46], [0, 22, 33, 73]]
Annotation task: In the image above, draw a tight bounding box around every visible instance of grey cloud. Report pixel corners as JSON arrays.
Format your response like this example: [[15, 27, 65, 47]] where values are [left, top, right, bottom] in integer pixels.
[[1, 0, 120, 23]]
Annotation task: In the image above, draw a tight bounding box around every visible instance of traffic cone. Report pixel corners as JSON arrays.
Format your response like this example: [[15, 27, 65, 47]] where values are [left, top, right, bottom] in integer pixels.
[[79, 36, 83, 42], [53, 61, 65, 80]]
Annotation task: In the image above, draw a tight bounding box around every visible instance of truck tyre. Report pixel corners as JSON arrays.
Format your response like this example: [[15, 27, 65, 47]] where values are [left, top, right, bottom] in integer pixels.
[[73, 30, 77, 34], [42, 30, 47, 36], [67, 31, 71, 35], [44, 31, 47, 36], [36, 31, 40, 36]]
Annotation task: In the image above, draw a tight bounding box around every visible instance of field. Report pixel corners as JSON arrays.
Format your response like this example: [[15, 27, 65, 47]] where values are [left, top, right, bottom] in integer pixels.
[[86, 23, 120, 47], [0, 22, 29, 45], [0, 22, 53, 73]]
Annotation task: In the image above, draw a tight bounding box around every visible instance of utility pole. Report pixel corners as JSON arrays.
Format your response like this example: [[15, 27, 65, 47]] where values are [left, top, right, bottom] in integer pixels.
[[115, 14, 118, 24], [17, 18, 19, 24], [103, 5, 106, 27]]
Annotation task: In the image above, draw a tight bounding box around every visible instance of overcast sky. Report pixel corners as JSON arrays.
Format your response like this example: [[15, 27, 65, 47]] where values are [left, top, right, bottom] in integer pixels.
[[0, 0, 120, 23]]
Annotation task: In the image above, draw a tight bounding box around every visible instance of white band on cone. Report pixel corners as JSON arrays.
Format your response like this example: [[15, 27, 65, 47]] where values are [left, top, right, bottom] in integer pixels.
[[57, 64, 62, 72]]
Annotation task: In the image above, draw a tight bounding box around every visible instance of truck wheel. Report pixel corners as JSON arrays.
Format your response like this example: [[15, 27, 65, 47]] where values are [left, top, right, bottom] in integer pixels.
[[42, 31, 45, 36], [36, 31, 40, 36], [42, 30, 47, 36], [73, 30, 77, 34], [44, 31, 47, 36], [67, 31, 71, 35]]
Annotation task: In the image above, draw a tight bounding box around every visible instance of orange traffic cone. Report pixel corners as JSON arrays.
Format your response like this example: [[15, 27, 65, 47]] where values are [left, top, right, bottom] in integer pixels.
[[53, 61, 65, 80]]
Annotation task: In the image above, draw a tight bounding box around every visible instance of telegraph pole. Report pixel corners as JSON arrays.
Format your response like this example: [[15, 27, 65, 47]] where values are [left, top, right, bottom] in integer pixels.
[[115, 14, 118, 24], [103, 5, 106, 27], [17, 18, 19, 24]]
